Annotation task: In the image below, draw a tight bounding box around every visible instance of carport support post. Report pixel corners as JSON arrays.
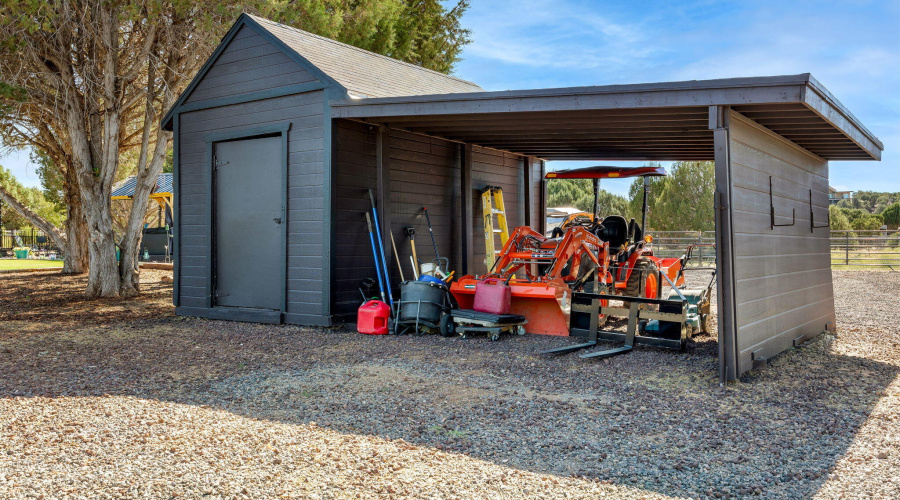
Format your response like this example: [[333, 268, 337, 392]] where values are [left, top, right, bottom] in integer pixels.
[[710, 105, 739, 383], [524, 155, 534, 227], [461, 143, 474, 275], [376, 125, 393, 288], [641, 177, 650, 232]]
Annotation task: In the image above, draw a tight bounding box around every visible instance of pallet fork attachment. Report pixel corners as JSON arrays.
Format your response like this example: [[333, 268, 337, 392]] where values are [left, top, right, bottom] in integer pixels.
[[541, 292, 688, 358]]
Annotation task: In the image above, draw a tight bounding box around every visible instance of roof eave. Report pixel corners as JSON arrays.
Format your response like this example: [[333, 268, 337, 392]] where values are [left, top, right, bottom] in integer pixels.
[[330, 74, 883, 161]]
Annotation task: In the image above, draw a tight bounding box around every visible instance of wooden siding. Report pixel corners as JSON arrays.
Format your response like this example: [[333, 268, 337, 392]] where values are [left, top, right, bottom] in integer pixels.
[[727, 110, 835, 375], [330, 121, 543, 319], [185, 26, 317, 104], [470, 148, 521, 274], [332, 120, 379, 316], [177, 91, 326, 318], [331, 123, 461, 318], [530, 158, 544, 233], [387, 129, 461, 287]]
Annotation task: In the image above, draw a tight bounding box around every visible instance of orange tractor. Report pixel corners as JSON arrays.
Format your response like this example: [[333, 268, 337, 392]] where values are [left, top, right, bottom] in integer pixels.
[[449, 165, 685, 336]]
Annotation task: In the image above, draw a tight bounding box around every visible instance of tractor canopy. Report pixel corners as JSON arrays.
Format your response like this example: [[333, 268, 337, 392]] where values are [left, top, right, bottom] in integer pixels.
[[545, 165, 666, 179]]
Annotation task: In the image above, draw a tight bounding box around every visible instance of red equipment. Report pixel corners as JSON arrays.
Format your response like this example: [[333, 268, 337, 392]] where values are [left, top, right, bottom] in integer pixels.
[[473, 279, 512, 315], [357, 300, 391, 335], [451, 165, 687, 337], [451, 226, 610, 335]]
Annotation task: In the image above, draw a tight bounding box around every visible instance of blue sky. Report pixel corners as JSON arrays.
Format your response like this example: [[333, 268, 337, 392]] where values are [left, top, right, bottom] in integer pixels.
[[2, 0, 898, 198], [451, 0, 900, 196]]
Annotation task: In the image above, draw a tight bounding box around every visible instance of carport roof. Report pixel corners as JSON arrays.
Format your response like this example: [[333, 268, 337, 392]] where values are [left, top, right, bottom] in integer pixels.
[[331, 74, 882, 161]]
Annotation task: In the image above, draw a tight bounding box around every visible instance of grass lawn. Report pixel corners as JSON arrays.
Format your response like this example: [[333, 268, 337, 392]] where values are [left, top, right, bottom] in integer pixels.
[[0, 259, 64, 271]]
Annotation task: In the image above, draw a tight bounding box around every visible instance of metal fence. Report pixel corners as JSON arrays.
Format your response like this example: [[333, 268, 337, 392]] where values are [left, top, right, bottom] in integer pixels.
[[651, 231, 717, 268], [650, 229, 900, 270], [831, 230, 900, 269], [1, 228, 54, 250]]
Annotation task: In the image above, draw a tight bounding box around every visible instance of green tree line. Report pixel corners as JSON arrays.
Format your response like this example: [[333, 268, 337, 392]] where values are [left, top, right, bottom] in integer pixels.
[[547, 161, 716, 231]]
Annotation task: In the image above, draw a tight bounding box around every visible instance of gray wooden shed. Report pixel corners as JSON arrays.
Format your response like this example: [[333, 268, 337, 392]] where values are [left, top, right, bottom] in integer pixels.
[[162, 14, 883, 382]]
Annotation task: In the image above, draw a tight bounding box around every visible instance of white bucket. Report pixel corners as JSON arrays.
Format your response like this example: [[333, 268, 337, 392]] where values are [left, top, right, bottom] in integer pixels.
[[419, 263, 437, 277]]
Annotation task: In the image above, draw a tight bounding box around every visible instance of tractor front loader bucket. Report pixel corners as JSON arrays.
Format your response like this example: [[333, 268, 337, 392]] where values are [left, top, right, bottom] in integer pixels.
[[451, 277, 572, 335]]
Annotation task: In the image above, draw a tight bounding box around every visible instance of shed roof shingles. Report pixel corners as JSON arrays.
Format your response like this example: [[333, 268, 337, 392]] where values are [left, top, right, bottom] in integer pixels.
[[247, 15, 483, 98]]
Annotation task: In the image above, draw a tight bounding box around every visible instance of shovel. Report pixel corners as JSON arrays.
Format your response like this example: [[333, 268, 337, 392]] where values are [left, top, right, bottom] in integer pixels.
[[404, 226, 419, 279]]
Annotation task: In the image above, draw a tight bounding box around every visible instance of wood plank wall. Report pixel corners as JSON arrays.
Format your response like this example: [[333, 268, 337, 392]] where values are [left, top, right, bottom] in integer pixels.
[[332, 120, 379, 314], [727, 110, 835, 375], [185, 26, 318, 103], [331, 120, 542, 319], [470, 148, 522, 274]]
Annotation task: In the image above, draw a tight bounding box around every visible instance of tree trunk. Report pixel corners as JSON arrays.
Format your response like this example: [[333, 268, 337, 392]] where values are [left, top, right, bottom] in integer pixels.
[[81, 188, 121, 297], [119, 133, 171, 297], [63, 194, 89, 274], [61, 162, 89, 274]]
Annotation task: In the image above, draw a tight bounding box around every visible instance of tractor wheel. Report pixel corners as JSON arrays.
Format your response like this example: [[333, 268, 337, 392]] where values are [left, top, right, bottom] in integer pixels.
[[700, 313, 711, 335], [622, 258, 660, 309]]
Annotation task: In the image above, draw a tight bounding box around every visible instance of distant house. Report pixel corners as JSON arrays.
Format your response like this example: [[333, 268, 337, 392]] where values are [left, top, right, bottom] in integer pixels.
[[829, 186, 853, 205]]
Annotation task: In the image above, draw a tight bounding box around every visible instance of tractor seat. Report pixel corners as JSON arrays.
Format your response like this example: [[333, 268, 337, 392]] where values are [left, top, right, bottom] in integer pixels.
[[596, 215, 629, 253]]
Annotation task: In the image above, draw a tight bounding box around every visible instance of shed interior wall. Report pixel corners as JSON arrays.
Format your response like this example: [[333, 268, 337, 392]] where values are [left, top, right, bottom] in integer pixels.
[[727, 110, 835, 375], [331, 119, 543, 319]]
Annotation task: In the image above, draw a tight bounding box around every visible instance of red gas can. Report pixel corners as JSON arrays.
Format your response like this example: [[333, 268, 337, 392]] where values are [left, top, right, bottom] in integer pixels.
[[357, 300, 391, 335], [473, 279, 511, 315]]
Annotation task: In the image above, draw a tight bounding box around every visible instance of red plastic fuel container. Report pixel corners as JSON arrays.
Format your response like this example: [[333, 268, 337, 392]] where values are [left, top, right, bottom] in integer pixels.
[[473, 279, 511, 315], [357, 300, 390, 335]]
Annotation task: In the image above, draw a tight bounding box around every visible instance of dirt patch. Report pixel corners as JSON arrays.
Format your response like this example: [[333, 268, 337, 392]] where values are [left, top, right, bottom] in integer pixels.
[[0, 270, 898, 499], [0, 269, 174, 338]]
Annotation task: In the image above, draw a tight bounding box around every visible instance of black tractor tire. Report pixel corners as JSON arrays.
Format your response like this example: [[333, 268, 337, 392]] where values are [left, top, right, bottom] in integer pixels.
[[622, 258, 660, 309]]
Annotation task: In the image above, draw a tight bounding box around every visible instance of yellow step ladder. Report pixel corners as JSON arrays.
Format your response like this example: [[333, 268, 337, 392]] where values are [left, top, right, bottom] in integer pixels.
[[481, 186, 509, 270]]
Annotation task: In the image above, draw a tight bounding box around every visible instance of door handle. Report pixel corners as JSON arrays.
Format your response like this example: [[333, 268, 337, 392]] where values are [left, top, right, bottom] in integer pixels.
[[273, 217, 283, 224]]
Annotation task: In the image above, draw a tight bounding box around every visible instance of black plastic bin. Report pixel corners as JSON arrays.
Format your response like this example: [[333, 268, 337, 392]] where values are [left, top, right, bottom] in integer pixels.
[[395, 280, 452, 335]]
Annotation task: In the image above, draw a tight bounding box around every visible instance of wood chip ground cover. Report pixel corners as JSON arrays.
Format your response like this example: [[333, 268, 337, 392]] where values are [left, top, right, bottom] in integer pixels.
[[0, 269, 897, 499]]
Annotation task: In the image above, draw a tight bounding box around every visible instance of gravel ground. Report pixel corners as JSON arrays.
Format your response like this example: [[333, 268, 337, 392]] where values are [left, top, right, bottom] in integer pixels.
[[0, 269, 898, 499]]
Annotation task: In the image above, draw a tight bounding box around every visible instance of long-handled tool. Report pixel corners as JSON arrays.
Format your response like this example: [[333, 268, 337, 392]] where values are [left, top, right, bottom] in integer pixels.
[[404, 226, 419, 279], [368, 189, 393, 308], [422, 206, 449, 276], [364, 212, 386, 304], [390, 231, 405, 282]]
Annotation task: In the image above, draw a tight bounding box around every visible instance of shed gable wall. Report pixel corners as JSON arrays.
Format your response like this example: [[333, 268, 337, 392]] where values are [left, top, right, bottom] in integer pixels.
[[185, 25, 319, 104], [727, 110, 835, 375], [176, 91, 327, 322]]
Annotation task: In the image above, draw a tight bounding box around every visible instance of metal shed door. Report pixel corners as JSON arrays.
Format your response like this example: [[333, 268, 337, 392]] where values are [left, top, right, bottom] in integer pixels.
[[214, 135, 283, 310]]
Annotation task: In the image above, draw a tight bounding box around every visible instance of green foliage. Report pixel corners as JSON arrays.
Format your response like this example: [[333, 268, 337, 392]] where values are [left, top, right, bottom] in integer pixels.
[[546, 178, 628, 217], [829, 205, 852, 231], [881, 202, 900, 229], [833, 206, 884, 231], [852, 213, 884, 231], [0, 165, 65, 230], [838, 191, 900, 213], [262, 0, 471, 73], [29, 149, 65, 207], [627, 161, 715, 231]]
